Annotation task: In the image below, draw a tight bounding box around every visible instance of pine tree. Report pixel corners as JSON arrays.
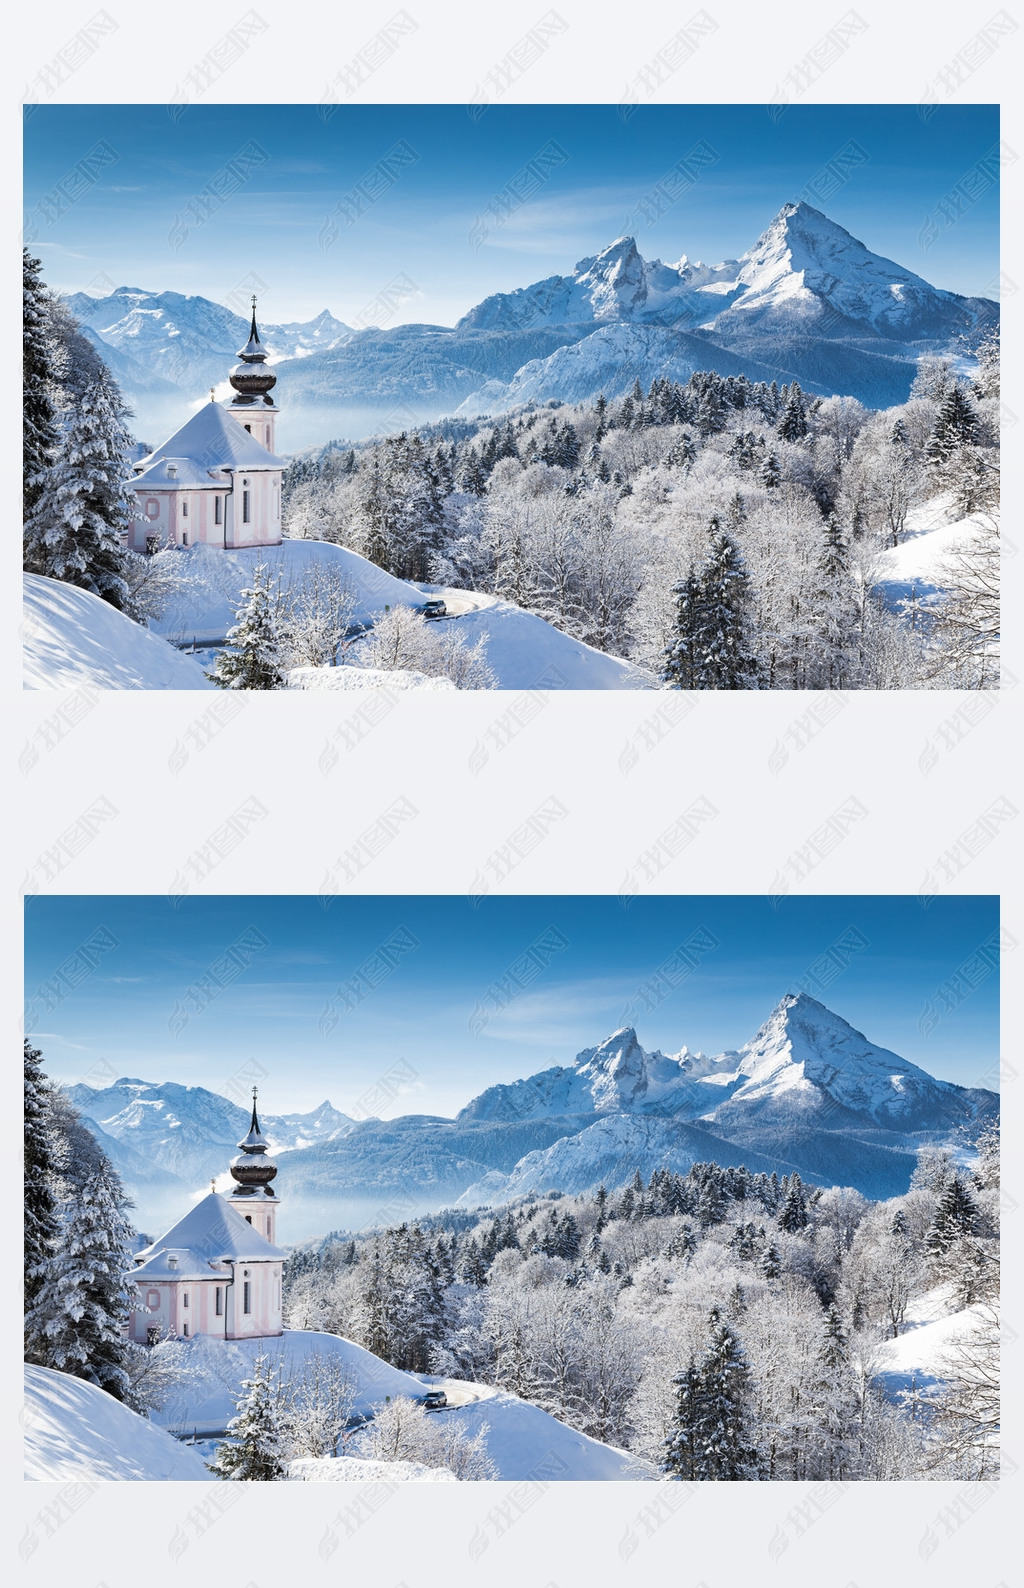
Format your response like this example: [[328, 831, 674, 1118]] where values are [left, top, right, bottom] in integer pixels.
[[361, 457, 393, 568], [208, 1355, 286, 1480], [24, 1040, 61, 1357], [662, 1360, 705, 1478], [925, 386, 978, 471], [778, 381, 808, 441], [812, 515, 857, 688], [209, 563, 284, 689], [779, 1180, 808, 1233], [927, 1178, 978, 1255], [456, 449, 487, 495], [663, 569, 706, 688], [25, 1159, 138, 1401], [666, 432, 696, 471], [23, 249, 59, 518], [760, 450, 781, 488], [760, 1242, 781, 1280], [819, 1304, 848, 1369], [694, 520, 760, 689], [24, 366, 139, 613], [663, 1309, 753, 1479]]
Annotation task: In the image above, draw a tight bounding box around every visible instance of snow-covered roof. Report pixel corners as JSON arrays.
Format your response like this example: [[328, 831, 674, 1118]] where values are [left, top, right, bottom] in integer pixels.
[[134, 399, 285, 485], [132, 455, 231, 489], [131, 1191, 284, 1280]]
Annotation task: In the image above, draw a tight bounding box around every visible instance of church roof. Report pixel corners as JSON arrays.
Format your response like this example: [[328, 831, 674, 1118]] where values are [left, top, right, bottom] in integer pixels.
[[130, 1191, 284, 1280], [134, 399, 285, 485]]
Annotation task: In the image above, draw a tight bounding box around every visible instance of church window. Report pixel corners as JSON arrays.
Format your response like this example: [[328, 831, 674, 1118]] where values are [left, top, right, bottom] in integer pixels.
[[214, 496, 222, 525], [182, 500, 188, 517], [245, 1215, 252, 1224], [183, 1292, 189, 1308], [215, 1287, 223, 1316], [244, 424, 252, 433], [243, 1281, 252, 1314], [182, 532, 189, 546], [183, 1323, 189, 1337], [242, 490, 251, 524]]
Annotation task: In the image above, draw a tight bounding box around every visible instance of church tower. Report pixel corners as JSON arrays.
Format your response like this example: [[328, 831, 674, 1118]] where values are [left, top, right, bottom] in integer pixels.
[[227, 297, 279, 453], [229, 1086, 280, 1246]]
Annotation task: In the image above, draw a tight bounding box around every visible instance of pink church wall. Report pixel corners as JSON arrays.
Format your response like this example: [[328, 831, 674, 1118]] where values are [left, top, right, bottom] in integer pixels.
[[131, 473, 281, 552], [127, 1261, 282, 1343]]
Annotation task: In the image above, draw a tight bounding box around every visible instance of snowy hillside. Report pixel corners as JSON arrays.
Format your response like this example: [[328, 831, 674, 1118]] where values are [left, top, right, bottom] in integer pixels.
[[457, 1112, 796, 1205], [23, 574, 212, 691], [873, 497, 995, 608], [287, 1455, 456, 1481], [143, 539, 651, 690], [383, 596, 653, 690], [872, 1290, 994, 1399], [150, 1329, 429, 1434], [24, 1365, 209, 1480], [149, 538, 424, 643], [431, 1388, 652, 1480], [145, 1329, 648, 1478]]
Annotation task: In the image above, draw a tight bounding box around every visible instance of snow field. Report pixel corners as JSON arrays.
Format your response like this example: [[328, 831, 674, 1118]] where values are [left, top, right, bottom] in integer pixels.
[[23, 574, 212, 690], [24, 1365, 209, 1480]]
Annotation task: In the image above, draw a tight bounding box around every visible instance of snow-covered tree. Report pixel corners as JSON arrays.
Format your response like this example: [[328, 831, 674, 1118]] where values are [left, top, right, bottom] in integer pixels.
[[23, 250, 59, 517], [25, 1158, 138, 1403], [358, 604, 495, 688], [208, 1355, 286, 1480], [663, 1308, 753, 1480], [778, 381, 808, 441], [278, 561, 356, 670], [280, 1351, 357, 1459], [24, 1040, 61, 1355], [208, 562, 285, 689], [360, 1394, 496, 1479], [931, 517, 1000, 687], [692, 520, 759, 689], [24, 364, 139, 613]]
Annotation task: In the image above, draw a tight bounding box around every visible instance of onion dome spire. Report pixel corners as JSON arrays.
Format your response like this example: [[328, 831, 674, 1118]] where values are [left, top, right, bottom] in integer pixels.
[[229, 1086, 279, 1197], [228, 296, 277, 405]]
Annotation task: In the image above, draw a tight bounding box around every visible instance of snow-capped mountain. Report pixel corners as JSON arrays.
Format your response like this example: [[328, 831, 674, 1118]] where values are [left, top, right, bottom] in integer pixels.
[[459, 1024, 739, 1122], [67, 1076, 355, 1188], [710, 993, 988, 1131], [462, 994, 994, 1138], [72, 203, 997, 447], [72, 996, 996, 1234], [65, 287, 354, 409], [459, 205, 992, 343]]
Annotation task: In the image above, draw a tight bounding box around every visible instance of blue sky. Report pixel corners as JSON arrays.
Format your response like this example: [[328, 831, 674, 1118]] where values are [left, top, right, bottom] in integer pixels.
[[24, 104, 999, 324], [25, 896, 999, 1116]]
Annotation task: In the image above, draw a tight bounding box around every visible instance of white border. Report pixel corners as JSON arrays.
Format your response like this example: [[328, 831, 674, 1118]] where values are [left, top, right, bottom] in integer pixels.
[[5, 2, 1021, 1583]]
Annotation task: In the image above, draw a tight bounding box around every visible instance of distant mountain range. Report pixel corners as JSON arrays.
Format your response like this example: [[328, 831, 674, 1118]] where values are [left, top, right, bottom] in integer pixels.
[[70, 994, 997, 1241], [68, 203, 997, 450]]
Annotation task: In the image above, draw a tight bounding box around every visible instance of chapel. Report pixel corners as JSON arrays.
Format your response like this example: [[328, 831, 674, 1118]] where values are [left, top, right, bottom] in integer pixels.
[[129, 299, 285, 553], [126, 1088, 284, 1344]]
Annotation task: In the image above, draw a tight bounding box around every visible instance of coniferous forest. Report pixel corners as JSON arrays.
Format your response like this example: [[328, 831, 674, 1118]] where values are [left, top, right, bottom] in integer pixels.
[[282, 352, 1000, 690], [283, 1142, 1000, 1480]]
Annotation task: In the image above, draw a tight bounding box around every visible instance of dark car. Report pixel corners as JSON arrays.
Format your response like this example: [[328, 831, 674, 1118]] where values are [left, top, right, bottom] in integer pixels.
[[420, 1390, 448, 1411], [421, 598, 447, 619]]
